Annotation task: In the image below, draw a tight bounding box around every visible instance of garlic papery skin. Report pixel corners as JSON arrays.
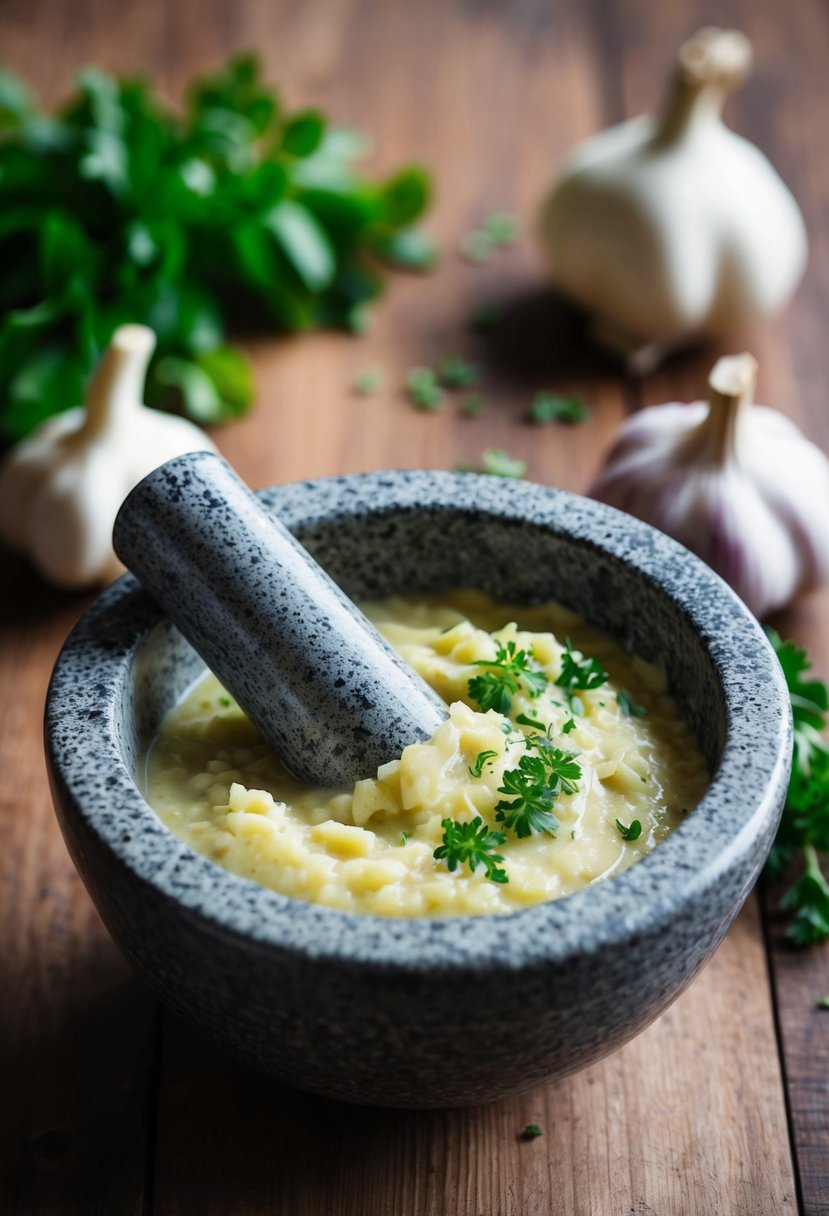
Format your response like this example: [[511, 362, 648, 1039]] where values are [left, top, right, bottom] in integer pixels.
[[589, 353, 829, 619], [541, 28, 808, 367], [0, 324, 216, 589]]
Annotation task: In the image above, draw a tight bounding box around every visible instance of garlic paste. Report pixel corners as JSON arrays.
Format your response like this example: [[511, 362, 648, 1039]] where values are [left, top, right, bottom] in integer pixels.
[[142, 591, 707, 917]]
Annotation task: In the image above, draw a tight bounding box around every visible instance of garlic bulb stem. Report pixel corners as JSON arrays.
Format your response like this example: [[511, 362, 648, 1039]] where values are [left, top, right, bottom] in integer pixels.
[[82, 324, 156, 439], [655, 28, 753, 144], [701, 352, 758, 465]]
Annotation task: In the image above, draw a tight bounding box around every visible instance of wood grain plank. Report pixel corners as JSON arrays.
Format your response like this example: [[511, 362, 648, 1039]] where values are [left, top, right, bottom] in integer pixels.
[[149, 900, 795, 1216], [0, 561, 157, 1215], [608, 1, 829, 1209], [0, 0, 810, 1212]]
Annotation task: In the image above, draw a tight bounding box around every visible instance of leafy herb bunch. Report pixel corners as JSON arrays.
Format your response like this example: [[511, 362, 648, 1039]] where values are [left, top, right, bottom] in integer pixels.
[[766, 630, 829, 946], [0, 55, 432, 440]]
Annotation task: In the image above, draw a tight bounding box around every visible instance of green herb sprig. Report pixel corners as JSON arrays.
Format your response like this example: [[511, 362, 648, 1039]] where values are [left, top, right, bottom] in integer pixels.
[[555, 639, 608, 697], [434, 817, 508, 883], [616, 818, 642, 841], [766, 629, 829, 946], [494, 736, 581, 839], [468, 639, 548, 715], [0, 55, 433, 439], [528, 391, 589, 426]]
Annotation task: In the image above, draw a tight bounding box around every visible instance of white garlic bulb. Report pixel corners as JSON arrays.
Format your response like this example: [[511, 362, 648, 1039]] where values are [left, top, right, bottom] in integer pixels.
[[589, 354, 829, 619], [0, 324, 216, 589], [541, 28, 808, 368]]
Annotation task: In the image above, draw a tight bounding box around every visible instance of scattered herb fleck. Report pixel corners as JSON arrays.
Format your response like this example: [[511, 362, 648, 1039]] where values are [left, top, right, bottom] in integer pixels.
[[438, 354, 481, 389], [519, 1123, 543, 1141], [353, 367, 383, 396], [406, 366, 445, 411], [469, 749, 499, 778], [616, 818, 643, 841], [401, 831, 410, 846], [817, 997, 829, 1010], [562, 717, 577, 734], [528, 391, 589, 426], [484, 211, 520, 246], [617, 690, 646, 718], [434, 817, 508, 883], [460, 392, 486, 418], [218, 696, 232, 707], [455, 448, 526, 478]]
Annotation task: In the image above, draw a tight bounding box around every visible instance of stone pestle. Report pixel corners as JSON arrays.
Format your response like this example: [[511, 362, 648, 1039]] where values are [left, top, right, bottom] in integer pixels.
[[113, 451, 445, 787]]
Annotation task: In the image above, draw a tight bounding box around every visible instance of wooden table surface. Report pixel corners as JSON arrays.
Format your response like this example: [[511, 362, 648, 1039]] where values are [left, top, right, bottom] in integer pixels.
[[2, 0, 829, 1212]]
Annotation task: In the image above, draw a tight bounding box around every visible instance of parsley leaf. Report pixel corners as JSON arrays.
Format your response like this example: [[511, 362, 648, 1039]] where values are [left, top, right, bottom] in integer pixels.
[[406, 366, 445, 411], [468, 640, 548, 714], [616, 818, 642, 841], [555, 638, 608, 695], [469, 749, 498, 778], [434, 817, 508, 883]]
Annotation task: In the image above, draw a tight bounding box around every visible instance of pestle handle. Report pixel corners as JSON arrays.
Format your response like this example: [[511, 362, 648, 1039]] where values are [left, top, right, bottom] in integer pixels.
[[113, 452, 445, 788]]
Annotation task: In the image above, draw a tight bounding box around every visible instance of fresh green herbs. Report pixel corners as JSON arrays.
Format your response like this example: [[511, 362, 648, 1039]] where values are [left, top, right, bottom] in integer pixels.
[[469, 749, 498, 778], [0, 55, 432, 438], [528, 391, 589, 426], [817, 997, 829, 1011], [434, 817, 508, 884], [520, 1123, 543, 1141], [616, 818, 643, 841], [400, 831, 410, 846], [455, 448, 527, 478], [555, 638, 608, 696], [765, 629, 829, 946], [468, 640, 548, 714], [617, 690, 646, 718], [495, 743, 581, 839]]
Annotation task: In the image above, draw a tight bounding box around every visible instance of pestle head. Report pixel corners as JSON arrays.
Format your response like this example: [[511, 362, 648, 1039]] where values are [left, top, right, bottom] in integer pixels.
[[113, 451, 446, 787]]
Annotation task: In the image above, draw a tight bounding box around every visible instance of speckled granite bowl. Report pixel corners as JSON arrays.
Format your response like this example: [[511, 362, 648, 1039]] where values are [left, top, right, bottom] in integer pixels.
[[45, 471, 791, 1108]]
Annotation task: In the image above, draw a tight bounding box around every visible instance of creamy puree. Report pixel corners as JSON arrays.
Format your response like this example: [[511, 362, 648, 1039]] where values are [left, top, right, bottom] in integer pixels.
[[143, 591, 707, 917]]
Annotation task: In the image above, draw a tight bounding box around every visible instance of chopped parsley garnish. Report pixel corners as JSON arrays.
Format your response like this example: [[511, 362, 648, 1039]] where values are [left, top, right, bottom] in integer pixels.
[[468, 640, 548, 714], [765, 630, 829, 946], [218, 695, 232, 707], [520, 1123, 543, 1141], [817, 997, 829, 1011], [495, 743, 581, 838], [483, 211, 520, 246], [561, 717, 577, 734], [555, 638, 608, 695], [616, 818, 642, 841], [434, 817, 508, 883], [617, 690, 646, 718], [469, 749, 498, 778], [528, 391, 589, 426]]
